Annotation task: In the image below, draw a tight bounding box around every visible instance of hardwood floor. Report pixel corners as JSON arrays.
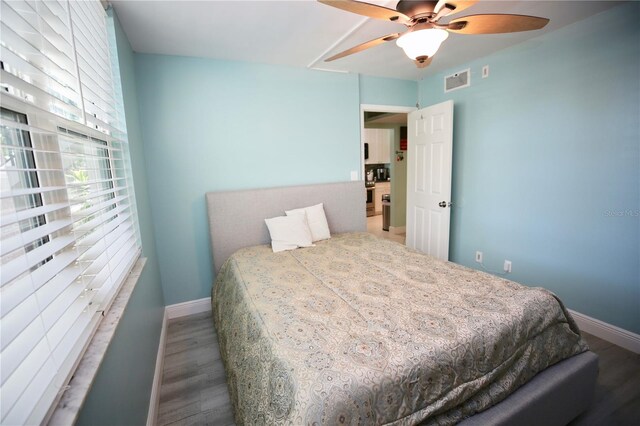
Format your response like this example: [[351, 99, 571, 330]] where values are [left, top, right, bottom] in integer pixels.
[[156, 312, 640, 426], [569, 334, 640, 425], [367, 214, 405, 244], [157, 313, 234, 426]]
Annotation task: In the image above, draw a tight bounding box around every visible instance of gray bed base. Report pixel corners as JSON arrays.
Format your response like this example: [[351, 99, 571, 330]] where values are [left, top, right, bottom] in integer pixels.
[[205, 181, 598, 425]]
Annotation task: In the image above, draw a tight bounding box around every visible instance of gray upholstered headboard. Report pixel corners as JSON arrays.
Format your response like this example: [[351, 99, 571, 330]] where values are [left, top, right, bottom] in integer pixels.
[[206, 181, 366, 273]]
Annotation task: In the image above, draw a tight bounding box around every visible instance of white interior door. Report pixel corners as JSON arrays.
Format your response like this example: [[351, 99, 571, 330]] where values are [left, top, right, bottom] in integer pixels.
[[406, 100, 454, 260]]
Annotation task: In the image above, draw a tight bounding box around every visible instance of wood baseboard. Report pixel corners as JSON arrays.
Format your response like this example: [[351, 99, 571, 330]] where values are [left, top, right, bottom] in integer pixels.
[[146, 310, 167, 426], [165, 297, 212, 319], [569, 309, 640, 354]]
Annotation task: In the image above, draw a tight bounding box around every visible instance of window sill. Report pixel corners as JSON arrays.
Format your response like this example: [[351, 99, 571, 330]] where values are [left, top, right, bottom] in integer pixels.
[[48, 257, 147, 425]]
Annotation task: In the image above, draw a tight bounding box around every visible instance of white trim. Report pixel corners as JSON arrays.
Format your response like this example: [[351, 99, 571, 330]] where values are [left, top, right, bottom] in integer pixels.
[[308, 67, 350, 74], [389, 225, 406, 235], [165, 297, 212, 320], [307, 0, 398, 69], [307, 17, 369, 69], [146, 310, 167, 426], [361, 104, 418, 114], [569, 309, 640, 354]]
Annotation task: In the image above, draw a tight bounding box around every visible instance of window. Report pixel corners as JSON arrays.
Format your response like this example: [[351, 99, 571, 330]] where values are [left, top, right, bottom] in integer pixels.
[[0, 1, 141, 424], [1, 108, 52, 268]]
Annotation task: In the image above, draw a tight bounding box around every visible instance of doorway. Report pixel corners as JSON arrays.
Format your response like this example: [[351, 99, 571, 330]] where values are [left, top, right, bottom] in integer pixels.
[[360, 104, 416, 244]]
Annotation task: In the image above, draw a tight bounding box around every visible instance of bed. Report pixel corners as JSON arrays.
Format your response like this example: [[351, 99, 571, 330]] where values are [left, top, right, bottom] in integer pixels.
[[206, 181, 598, 425]]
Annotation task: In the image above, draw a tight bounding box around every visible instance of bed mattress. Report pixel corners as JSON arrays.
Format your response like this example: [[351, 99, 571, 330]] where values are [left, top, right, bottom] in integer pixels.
[[212, 232, 588, 425]]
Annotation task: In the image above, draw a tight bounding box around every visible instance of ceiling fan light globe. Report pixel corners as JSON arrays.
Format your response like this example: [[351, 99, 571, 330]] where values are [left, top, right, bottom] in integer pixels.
[[396, 28, 449, 60]]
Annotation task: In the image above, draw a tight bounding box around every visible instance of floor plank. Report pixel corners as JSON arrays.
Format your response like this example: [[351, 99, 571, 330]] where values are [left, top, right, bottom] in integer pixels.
[[156, 311, 640, 425], [157, 312, 234, 426], [570, 335, 640, 425], [367, 214, 405, 244]]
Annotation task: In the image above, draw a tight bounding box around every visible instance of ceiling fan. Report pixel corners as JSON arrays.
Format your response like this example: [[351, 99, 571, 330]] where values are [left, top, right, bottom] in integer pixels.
[[318, 0, 550, 68]]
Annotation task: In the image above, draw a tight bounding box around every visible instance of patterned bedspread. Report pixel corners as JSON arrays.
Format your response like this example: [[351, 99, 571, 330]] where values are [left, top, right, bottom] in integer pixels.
[[212, 233, 588, 425]]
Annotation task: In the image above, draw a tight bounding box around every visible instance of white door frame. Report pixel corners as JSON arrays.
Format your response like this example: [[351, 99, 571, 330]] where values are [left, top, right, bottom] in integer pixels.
[[360, 104, 416, 180]]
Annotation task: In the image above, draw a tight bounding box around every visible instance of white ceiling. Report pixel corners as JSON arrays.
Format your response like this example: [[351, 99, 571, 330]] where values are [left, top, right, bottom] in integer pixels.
[[111, 0, 622, 81], [366, 113, 408, 124]]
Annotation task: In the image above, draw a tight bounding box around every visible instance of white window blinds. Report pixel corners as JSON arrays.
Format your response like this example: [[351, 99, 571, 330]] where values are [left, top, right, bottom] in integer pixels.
[[0, 1, 141, 424]]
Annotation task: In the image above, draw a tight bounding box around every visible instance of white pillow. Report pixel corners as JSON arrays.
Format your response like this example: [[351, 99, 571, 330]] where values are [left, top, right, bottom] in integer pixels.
[[264, 213, 314, 253], [286, 203, 331, 242]]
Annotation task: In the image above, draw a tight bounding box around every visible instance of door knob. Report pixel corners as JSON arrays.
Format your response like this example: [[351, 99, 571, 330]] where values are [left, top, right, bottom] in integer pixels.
[[439, 201, 452, 208]]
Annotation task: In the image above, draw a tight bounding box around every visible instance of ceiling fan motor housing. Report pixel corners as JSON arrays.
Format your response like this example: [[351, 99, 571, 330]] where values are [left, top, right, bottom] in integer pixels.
[[396, 0, 439, 21]]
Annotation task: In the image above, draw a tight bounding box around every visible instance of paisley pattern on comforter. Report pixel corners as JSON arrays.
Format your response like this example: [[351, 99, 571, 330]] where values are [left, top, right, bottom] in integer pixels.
[[212, 232, 587, 425]]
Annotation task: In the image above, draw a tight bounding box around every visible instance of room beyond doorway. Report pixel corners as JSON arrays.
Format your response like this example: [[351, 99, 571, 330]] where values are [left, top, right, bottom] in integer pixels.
[[361, 104, 415, 244], [367, 215, 405, 245]]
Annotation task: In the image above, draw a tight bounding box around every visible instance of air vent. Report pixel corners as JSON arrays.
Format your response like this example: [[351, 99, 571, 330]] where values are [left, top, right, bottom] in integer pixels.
[[444, 68, 470, 92]]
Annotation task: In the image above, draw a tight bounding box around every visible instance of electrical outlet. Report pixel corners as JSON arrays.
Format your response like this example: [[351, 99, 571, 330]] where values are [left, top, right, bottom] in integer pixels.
[[504, 260, 512, 273], [350, 171, 358, 181], [475, 251, 483, 263], [482, 65, 489, 78]]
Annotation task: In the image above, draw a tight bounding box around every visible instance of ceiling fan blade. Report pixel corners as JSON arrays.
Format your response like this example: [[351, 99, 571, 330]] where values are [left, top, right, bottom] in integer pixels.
[[325, 33, 401, 62], [434, 0, 477, 17], [448, 14, 549, 35], [318, 0, 410, 24], [415, 57, 433, 68]]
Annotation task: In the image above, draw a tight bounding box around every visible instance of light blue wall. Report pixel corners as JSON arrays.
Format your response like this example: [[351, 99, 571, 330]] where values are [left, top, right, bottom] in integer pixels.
[[136, 56, 337, 304], [360, 74, 418, 107], [76, 11, 166, 425], [418, 2, 640, 333], [134, 54, 417, 305]]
